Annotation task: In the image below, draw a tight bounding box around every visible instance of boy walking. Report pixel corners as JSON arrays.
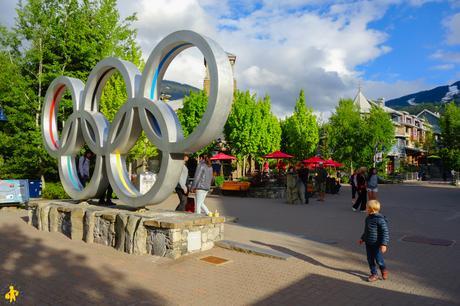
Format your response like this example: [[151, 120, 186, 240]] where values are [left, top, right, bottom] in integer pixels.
[[359, 200, 390, 282]]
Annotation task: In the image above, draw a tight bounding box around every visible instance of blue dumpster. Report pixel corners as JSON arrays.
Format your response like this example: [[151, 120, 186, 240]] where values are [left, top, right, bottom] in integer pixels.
[[28, 180, 42, 198]]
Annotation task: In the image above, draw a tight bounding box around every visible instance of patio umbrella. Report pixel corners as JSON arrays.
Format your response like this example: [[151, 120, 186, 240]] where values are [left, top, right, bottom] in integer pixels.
[[263, 150, 294, 159], [210, 152, 237, 160], [302, 156, 325, 164], [210, 152, 236, 176], [323, 159, 344, 168]]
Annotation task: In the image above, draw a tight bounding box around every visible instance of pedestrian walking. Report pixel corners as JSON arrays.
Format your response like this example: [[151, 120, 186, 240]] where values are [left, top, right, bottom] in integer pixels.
[[297, 163, 309, 204], [367, 167, 378, 200], [350, 170, 357, 204], [352, 167, 367, 212], [175, 155, 189, 211], [191, 154, 213, 216], [316, 162, 327, 202], [358, 200, 390, 282]]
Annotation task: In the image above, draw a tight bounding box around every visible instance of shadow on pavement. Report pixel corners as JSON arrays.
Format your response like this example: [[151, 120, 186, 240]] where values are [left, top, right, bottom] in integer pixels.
[[252, 273, 455, 306], [0, 224, 167, 306], [251, 240, 368, 281]]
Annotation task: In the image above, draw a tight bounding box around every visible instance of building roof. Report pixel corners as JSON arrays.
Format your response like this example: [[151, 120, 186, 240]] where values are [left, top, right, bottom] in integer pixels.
[[353, 88, 372, 113], [416, 109, 440, 119]]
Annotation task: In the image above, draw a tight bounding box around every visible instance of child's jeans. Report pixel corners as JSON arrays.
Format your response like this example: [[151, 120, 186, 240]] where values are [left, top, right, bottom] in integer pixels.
[[366, 244, 386, 275]]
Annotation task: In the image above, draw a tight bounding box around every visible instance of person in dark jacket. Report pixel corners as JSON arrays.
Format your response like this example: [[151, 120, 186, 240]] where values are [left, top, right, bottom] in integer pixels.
[[352, 167, 367, 212], [359, 200, 390, 282], [297, 163, 309, 204], [191, 154, 213, 216]]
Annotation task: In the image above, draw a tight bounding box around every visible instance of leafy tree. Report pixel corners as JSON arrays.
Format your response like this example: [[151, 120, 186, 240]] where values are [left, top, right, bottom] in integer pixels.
[[256, 95, 281, 156], [282, 90, 319, 159], [328, 99, 395, 170], [224, 91, 258, 174], [1, 0, 143, 180], [0, 27, 56, 178], [327, 99, 364, 170], [439, 102, 460, 170], [177, 90, 208, 137], [363, 105, 395, 166], [176, 90, 215, 155]]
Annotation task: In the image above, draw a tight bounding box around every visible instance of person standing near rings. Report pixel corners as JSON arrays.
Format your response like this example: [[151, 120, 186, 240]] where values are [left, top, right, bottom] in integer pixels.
[[191, 154, 213, 216], [175, 155, 189, 211], [78, 151, 92, 186]]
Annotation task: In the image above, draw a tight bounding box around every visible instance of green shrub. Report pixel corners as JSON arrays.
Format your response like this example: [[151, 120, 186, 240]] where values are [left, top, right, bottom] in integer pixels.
[[214, 176, 225, 187], [43, 182, 70, 199]]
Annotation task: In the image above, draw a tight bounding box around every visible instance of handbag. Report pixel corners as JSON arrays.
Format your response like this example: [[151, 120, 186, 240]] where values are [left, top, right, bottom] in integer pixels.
[[185, 196, 195, 213]]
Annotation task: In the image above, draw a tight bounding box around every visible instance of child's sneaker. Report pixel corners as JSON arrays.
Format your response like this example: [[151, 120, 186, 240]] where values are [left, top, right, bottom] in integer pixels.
[[367, 274, 379, 282], [381, 270, 389, 280]]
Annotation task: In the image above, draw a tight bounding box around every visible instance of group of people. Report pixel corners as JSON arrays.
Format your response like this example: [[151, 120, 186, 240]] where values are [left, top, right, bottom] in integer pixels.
[[350, 167, 378, 212], [175, 154, 215, 216], [286, 162, 337, 204]]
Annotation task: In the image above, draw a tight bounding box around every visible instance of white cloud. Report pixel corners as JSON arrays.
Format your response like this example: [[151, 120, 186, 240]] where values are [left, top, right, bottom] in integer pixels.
[[443, 12, 460, 45], [0, 0, 447, 118], [362, 79, 430, 100], [431, 49, 460, 63], [430, 64, 455, 70]]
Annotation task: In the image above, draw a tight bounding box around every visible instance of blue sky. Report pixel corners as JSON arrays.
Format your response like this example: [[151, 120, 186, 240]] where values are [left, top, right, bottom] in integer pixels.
[[361, 1, 459, 84], [1, 0, 460, 117]]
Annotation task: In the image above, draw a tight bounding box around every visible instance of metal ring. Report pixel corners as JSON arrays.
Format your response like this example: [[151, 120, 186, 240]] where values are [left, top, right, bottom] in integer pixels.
[[42, 30, 234, 207]]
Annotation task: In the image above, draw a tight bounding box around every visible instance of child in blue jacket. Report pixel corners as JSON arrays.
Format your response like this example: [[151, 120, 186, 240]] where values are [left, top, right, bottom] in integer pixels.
[[359, 199, 390, 282]]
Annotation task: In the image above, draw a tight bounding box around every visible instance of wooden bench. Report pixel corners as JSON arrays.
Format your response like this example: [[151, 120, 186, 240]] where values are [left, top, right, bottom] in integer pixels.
[[221, 181, 251, 196]]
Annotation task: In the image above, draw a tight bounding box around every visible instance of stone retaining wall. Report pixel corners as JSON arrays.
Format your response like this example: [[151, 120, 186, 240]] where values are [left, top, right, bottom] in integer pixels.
[[247, 186, 286, 199], [28, 201, 225, 259]]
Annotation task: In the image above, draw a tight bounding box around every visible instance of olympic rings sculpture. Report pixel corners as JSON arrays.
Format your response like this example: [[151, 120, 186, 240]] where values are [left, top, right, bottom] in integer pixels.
[[41, 30, 234, 207]]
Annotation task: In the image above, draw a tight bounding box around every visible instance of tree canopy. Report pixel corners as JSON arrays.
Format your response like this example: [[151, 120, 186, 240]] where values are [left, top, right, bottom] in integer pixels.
[[281, 90, 319, 159], [0, 0, 143, 179], [440, 102, 460, 170]]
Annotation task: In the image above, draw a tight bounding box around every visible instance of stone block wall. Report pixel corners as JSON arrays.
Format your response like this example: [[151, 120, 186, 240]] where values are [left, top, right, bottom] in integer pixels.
[[28, 202, 225, 259], [247, 186, 286, 199]]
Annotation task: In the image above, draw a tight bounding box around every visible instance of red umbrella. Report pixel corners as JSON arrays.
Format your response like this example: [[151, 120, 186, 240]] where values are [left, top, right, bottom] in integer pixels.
[[303, 156, 325, 164], [264, 150, 294, 159], [323, 159, 344, 168], [210, 152, 237, 160]]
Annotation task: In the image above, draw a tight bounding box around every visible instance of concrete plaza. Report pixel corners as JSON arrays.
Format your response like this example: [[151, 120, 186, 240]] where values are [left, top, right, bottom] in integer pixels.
[[0, 183, 459, 305]]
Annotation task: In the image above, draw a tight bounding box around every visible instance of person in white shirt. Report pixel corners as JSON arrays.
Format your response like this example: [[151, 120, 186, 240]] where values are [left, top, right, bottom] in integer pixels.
[[175, 155, 189, 211]]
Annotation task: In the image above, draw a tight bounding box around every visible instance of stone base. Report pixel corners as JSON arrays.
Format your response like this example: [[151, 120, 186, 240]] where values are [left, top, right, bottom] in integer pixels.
[[28, 201, 225, 259], [247, 186, 286, 199]]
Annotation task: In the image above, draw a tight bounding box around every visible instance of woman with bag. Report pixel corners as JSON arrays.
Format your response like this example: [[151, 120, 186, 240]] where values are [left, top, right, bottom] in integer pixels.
[[191, 154, 213, 216]]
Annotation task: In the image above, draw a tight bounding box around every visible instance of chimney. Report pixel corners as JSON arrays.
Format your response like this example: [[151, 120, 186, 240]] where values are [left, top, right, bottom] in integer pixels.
[[377, 98, 385, 107]]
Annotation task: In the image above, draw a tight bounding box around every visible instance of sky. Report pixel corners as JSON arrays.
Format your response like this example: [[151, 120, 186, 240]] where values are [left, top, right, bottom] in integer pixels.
[[1, 0, 460, 118]]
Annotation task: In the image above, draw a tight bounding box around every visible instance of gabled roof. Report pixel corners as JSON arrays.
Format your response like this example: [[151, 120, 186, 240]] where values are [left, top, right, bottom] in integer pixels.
[[353, 88, 372, 113], [416, 109, 440, 119]]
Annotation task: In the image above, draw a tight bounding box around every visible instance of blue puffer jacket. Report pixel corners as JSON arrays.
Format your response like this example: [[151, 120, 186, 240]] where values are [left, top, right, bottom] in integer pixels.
[[361, 213, 390, 246]]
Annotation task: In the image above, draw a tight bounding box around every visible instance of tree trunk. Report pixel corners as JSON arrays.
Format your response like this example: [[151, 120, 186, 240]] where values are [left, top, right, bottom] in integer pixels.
[[36, 37, 43, 128]]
